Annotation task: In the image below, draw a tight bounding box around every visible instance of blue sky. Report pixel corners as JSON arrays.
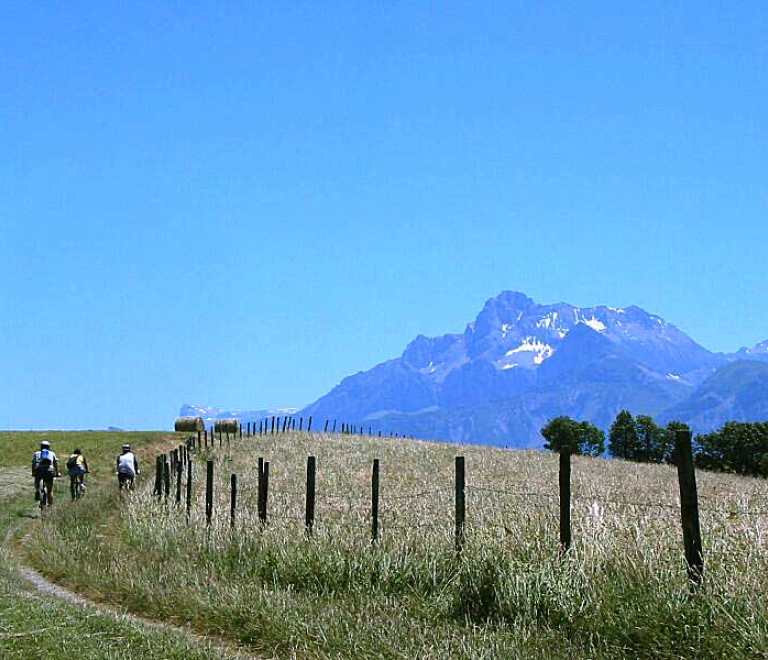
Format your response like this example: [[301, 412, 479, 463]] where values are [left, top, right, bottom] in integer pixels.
[[1, 2, 766, 429]]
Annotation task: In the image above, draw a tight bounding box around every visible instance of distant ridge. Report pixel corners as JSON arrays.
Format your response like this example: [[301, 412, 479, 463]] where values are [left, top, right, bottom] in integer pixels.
[[187, 291, 768, 446]]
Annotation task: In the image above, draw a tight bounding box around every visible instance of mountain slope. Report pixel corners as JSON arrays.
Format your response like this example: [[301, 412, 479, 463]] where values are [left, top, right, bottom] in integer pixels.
[[301, 290, 718, 446], [659, 361, 768, 432]]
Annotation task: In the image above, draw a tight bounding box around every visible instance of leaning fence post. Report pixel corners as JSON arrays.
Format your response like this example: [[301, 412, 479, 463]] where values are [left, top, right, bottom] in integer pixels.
[[307, 416, 312, 432], [371, 458, 380, 543], [332, 420, 337, 433], [675, 429, 703, 586], [205, 460, 214, 526], [230, 473, 238, 529], [455, 456, 465, 553], [324, 420, 329, 433], [559, 444, 572, 552], [305, 456, 316, 535], [186, 459, 193, 523]]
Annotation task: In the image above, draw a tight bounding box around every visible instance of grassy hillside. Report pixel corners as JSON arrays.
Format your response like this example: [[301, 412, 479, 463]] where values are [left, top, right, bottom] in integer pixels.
[[14, 429, 768, 658], [0, 431, 243, 658]]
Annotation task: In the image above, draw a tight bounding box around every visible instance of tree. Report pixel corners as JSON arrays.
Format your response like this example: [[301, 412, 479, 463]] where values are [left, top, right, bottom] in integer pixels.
[[542, 416, 605, 457], [662, 421, 690, 464], [634, 415, 665, 462], [695, 422, 768, 476], [608, 410, 638, 459]]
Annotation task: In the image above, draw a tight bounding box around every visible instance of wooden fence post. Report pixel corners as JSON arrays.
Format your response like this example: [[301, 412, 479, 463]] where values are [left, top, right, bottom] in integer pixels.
[[163, 456, 170, 503], [324, 420, 329, 433], [154, 455, 163, 499], [371, 458, 380, 543], [175, 455, 182, 505], [676, 429, 704, 585], [271, 416, 275, 434], [455, 456, 465, 553], [332, 420, 337, 433], [259, 461, 270, 525], [559, 444, 572, 552], [230, 473, 238, 529], [299, 417, 303, 431], [305, 456, 316, 535], [205, 460, 214, 526], [308, 416, 312, 432], [186, 459, 192, 523]]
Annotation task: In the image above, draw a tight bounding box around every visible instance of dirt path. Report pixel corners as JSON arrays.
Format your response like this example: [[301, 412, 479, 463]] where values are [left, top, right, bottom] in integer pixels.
[[0, 468, 268, 660], [13, 564, 263, 660]]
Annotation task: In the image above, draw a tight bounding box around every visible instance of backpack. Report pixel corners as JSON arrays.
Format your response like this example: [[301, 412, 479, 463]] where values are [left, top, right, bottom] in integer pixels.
[[66, 455, 79, 471], [38, 449, 53, 470]]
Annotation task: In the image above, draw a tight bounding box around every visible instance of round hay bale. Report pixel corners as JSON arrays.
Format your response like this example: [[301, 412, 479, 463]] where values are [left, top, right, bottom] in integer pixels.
[[175, 417, 204, 432], [214, 418, 240, 434]]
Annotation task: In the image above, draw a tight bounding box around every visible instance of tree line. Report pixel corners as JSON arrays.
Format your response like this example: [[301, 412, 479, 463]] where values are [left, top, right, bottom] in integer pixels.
[[541, 412, 768, 477]]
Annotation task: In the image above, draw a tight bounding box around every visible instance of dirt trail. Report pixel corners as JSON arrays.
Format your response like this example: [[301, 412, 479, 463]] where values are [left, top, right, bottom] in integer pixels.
[[0, 467, 268, 660], [13, 564, 263, 660]]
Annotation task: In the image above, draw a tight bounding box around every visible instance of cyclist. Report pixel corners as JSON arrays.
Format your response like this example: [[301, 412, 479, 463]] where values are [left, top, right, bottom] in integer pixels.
[[66, 448, 90, 500], [32, 441, 60, 506], [116, 444, 140, 490]]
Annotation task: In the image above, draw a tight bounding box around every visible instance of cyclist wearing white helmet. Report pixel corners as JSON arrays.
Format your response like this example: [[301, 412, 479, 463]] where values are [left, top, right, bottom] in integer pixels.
[[116, 444, 140, 490], [32, 441, 60, 505]]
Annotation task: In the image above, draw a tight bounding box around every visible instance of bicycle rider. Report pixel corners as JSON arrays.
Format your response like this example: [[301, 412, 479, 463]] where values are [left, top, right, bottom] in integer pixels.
[[32, 441, 60, 506], [66, 448, 90, 500], [116, 444, 140, 490]]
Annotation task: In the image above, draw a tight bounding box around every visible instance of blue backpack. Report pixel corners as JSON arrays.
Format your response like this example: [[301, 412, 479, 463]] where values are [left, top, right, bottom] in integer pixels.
[[38, 449, 53, 470]]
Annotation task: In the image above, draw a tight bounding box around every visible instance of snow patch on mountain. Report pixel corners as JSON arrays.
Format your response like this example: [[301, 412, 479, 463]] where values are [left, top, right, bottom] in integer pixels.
[[503, 337, 554, 366], [581, 316, 607, 332]]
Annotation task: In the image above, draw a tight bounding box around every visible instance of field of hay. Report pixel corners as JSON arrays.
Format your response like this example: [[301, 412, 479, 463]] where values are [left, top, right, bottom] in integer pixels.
[[19, 430, 768, 659]]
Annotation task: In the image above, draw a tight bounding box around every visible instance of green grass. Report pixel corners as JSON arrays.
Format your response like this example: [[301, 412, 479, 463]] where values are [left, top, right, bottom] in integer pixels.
[[0, 431, 246, 659], [18, 430, 768, 659]]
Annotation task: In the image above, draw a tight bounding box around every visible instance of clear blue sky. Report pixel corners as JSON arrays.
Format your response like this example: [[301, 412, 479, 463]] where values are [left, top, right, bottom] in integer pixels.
[[1, 2, 766, 430]]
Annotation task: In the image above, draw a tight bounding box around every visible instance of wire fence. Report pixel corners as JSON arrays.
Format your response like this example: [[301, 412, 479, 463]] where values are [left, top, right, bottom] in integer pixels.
[[153, 430, 768, 585]]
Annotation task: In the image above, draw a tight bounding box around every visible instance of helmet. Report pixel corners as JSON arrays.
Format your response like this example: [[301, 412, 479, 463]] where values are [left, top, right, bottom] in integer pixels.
[[122, 444, 131, 452], [41, 441, 51, 449]]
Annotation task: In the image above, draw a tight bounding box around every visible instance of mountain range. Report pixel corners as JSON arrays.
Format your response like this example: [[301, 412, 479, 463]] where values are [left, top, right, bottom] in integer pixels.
[[183, 291, 768, 447]]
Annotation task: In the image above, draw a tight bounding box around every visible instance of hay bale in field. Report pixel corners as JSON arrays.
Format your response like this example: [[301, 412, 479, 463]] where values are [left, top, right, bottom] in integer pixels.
[[214, 418, 240, 434], [175, 417, 205, 432]]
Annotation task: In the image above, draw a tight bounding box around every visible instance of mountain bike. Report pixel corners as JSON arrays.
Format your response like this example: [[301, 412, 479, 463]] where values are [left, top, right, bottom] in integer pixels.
[[39, 480, 51, 513], [71, 473, 86, 500]]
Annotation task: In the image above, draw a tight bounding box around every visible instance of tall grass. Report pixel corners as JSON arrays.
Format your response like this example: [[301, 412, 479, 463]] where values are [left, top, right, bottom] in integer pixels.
[[24, 431, 768, 659]]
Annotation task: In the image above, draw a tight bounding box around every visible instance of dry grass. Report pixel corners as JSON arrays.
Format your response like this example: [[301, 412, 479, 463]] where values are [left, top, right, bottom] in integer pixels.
[[23, 431, 768, 659]]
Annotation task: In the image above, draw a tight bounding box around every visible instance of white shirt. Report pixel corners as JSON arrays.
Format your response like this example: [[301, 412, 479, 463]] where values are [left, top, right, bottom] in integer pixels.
[[117, 452, 137, 476]]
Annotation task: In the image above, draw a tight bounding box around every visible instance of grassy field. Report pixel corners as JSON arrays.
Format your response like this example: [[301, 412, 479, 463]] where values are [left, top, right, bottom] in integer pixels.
[[14, 429, 768, 659], [0, 431, 246, 659]]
